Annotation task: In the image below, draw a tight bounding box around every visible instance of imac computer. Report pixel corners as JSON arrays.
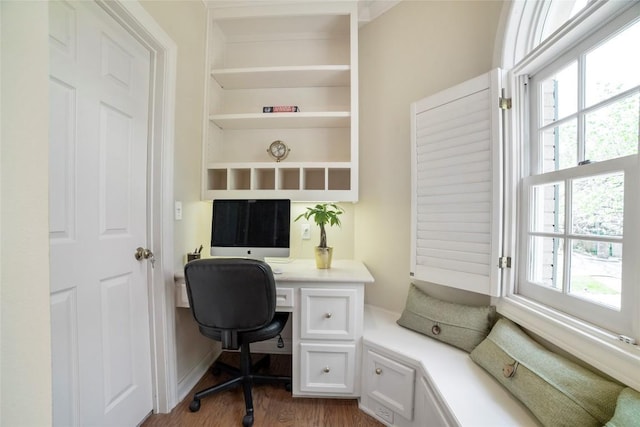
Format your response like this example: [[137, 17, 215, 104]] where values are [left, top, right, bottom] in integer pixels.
[[210, 199, 291, 259]]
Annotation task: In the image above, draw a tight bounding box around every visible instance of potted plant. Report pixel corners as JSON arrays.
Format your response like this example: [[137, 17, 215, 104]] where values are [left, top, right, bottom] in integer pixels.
[[295, 203, 344, 269]]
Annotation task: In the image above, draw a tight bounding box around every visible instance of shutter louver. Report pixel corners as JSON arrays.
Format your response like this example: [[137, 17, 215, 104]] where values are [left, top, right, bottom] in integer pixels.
[[410, 69, 502, 296]]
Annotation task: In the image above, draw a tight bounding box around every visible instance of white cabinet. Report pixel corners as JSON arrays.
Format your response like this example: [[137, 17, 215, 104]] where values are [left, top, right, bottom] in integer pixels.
[[415, 375, 453, 427], [294, 285, 363, 397], [202, 3, 359, 201], [363, 347, 415, 425], [300, 288, 357, 340], [361, 345, 454, 427], [175, 260, 373, 398], [299, 342, 356, 394]]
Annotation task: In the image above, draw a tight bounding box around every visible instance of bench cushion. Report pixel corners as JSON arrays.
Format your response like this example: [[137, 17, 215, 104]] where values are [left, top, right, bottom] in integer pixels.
[[606, 387, 640, 427], [397, 283, 495, 352], [471, 318, 623, 427]]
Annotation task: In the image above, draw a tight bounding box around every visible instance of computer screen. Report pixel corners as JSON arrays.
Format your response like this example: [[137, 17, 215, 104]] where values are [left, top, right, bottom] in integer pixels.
[[210, 199, 291, 259]]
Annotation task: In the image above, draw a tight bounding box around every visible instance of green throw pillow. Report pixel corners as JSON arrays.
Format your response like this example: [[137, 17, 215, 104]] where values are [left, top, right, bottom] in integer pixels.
[[470, 318, 623, 427], [606, 387, 640, 427], [396, 283, 495, 353]]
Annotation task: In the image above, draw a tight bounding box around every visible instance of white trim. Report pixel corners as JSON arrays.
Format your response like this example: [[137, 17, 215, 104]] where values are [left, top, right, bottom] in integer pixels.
[[502, 0, 635, 72], [177, 349, 219, 403], [498, 296, 640, 390], [96, 0, 178, 413], [512, 1, 636, 76]]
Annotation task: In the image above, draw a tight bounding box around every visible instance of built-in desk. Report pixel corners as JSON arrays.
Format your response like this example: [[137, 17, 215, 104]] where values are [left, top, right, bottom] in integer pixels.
[[175, 259, 374, 398]]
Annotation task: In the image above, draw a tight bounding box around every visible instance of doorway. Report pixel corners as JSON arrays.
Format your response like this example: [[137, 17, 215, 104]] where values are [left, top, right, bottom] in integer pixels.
[[48, 1, 177, 424]]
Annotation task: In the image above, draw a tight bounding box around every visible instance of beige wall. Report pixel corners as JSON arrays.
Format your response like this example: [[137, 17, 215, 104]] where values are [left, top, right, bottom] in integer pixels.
[[0, 2, 53, 425], [139, 0, 215, 386], [356, 1, 504, 312]]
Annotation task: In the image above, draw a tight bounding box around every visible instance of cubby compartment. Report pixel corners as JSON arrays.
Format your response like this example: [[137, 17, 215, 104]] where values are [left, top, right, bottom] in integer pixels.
[[328, 168, 351, 190], [255, 168, 275, 190], [208, 168, 228, 191], [303, 168, 325, 190], [229, 168, 251, 190], [279, 168, 300, 190]]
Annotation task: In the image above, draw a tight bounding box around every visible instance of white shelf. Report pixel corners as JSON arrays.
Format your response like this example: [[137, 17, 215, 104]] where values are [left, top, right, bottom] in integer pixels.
[[209, 112, 350, 129], [212, 65, 350, 89], [206, 161, 352, 169], [202, 3, 358, 202]]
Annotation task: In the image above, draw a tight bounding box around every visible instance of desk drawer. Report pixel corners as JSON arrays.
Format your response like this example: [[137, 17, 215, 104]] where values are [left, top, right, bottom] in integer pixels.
[[299, 343, 355, 394], [300, 288, 357, 340], [276, 287, 294, 310]]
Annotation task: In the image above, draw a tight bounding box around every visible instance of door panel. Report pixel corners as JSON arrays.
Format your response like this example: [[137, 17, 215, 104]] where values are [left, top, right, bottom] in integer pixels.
[[49, 1, 153, 426]]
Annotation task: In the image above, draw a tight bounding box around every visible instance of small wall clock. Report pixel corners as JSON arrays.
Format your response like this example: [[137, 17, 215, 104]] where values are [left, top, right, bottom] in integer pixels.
[[267, 140, 290, 162]]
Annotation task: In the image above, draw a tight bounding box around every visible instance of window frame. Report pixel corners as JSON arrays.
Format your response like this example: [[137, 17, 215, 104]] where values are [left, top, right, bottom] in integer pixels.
[[519, 157, 636, 334], [498, 0, 640, 391]]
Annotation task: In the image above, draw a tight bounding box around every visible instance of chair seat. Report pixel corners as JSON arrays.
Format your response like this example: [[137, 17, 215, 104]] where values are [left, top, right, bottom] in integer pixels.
[[198, 312, 289, 347]]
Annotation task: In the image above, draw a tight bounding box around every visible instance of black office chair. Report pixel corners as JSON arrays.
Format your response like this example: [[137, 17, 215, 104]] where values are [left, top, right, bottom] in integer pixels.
[[184, 258, 291, 426]]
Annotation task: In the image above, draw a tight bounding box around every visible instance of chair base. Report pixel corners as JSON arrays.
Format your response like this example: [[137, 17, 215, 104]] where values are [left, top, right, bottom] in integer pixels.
[[189, 346, 291, 426]]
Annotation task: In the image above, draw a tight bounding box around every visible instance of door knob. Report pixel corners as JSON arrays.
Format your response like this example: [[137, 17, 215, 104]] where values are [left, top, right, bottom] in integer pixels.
[[133, 247, 155, 265]]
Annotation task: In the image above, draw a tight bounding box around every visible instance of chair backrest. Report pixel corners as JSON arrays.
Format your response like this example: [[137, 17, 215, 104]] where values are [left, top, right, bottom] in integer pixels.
[[184, 258, 277, 335]]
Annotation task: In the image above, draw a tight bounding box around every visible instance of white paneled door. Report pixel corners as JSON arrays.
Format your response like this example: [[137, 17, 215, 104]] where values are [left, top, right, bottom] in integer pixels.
[[49, 1, 153, 426]]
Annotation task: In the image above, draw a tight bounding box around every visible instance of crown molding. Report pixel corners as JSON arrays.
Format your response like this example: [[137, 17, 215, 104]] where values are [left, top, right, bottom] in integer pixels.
[[202, 0, 401, 25]]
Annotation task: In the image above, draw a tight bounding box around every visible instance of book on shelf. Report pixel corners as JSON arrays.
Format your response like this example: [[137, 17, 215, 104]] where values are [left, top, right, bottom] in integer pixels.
[[263, 106, 300, 113]]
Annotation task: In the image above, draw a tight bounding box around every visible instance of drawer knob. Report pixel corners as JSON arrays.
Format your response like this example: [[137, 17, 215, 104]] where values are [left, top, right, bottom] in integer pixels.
[[325, 312, 332, 319], [375, 368, 382, 375], [323, 366, 331, 373]]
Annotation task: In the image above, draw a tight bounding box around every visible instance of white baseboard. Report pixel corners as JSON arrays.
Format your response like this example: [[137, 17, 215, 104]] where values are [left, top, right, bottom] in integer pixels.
[[177, 349, 220, 402]]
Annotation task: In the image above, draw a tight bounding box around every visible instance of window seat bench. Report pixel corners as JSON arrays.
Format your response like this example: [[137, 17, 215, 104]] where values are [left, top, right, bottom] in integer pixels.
[[359, 304, 539, 426]]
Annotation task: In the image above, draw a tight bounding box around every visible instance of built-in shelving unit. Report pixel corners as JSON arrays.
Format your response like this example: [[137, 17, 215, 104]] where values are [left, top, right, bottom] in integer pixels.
[[202, 2, 358, 201]]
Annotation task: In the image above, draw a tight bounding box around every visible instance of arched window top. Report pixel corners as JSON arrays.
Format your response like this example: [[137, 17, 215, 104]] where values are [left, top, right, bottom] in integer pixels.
[[538, 0, 588, 44], [500, 0, 632, 70]]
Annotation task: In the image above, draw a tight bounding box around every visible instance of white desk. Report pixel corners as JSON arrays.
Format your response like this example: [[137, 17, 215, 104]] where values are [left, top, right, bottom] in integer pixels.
[[175, 259, 374, 398]]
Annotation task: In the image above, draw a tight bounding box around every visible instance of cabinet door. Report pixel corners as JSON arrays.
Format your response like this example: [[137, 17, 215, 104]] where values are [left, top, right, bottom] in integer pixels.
[[365, 349, 415, 421], [415, 375, 455, 427], [300, 288, 357, 340], [299, 343, 355, 394]]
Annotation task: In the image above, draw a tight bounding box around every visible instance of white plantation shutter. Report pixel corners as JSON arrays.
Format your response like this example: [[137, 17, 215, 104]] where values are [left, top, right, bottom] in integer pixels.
[[410, 69, 503, 296]]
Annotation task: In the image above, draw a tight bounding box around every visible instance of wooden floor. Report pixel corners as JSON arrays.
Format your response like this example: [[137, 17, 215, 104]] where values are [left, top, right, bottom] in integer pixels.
[[142, 352, 383, 427]]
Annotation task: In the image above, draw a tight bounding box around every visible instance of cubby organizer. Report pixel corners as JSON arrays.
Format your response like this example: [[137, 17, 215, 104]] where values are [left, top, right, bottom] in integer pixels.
[[206, 163, 352, 199], [202, 2, 359, 201]]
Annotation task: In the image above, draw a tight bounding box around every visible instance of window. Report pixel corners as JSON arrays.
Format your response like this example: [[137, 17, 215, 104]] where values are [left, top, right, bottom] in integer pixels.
[[519, 16, 640, 335], [499, 0, 640, 391]]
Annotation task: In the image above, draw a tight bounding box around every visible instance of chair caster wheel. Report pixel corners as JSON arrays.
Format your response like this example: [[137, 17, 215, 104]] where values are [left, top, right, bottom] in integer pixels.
[[189, 399, 201, 412], [285, 382, 292, 392], [242, 413, 254, 426]]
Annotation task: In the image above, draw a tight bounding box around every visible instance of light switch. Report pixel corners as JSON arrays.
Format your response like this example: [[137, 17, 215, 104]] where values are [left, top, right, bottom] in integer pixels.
[[174, 201, 182, 220]]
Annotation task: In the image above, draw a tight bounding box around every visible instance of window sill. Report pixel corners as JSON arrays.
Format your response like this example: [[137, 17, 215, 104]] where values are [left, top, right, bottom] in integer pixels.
[[497, 295, 640, 390]]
